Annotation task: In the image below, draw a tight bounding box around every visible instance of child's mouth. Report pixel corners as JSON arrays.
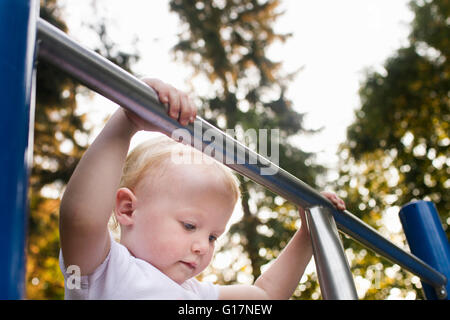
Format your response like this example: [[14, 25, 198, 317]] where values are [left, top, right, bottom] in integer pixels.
[[180, 261, 196, 270]]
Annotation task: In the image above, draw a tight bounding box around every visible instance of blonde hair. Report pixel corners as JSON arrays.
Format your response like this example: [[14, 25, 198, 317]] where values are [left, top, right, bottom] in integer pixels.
[[111, 135, 241, 229]]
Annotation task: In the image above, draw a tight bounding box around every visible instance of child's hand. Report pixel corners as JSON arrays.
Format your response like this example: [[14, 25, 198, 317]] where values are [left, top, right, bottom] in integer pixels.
[[321, 191, 346, 211], [124, 78, 197, 131], [142, 78, 196, 126], [298, 192, 346, 227]]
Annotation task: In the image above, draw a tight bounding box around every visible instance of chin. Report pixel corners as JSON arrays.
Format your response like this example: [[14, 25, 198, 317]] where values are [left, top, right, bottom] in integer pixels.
[[171, 275, 188, 285]]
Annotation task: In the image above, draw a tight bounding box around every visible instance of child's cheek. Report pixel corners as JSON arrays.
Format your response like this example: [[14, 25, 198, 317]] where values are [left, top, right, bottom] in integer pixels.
[[157, 239, 178, 257], [200, 251, 214, 271]]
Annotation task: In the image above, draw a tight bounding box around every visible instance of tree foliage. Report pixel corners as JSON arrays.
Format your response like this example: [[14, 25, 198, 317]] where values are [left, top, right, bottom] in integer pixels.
[[169, 0, 324, 299], [337, 0, 449, 299]]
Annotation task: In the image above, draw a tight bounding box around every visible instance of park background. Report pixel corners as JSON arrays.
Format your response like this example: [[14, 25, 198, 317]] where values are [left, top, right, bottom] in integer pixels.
[[29, 0, 448, 299]]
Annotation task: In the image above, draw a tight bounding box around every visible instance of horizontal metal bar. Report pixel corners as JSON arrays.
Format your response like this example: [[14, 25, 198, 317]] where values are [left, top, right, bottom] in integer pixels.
[[306, 206, 358, 299], [36, 18, 447, 289]]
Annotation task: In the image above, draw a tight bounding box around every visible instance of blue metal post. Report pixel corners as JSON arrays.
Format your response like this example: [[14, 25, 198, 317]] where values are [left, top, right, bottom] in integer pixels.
[[0, 0, 38, 299], [399, 201, 450, 300]]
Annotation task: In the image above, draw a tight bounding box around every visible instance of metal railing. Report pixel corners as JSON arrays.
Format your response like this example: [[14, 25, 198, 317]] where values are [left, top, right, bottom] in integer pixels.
[[1, 0, 448, 299], [306, 206, 357, 299]]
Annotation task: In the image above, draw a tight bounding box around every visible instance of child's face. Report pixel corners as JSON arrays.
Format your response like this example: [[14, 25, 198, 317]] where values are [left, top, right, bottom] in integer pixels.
[[123, 162, 236, 285]]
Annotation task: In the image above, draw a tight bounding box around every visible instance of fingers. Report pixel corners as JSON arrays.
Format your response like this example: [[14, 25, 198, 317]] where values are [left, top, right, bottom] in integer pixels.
[[178, 93, 193, 126], [298, 206, 306, 222], [167, 89, 181, 121], [336, 198, 346, 211], [141, 77, 196, 126], [141, 78, 167, 102], [189, 97, 197, 122], [321, 191, 346, 211]]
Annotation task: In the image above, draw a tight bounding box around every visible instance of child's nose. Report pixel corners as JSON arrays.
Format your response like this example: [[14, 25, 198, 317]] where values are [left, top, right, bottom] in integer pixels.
[[192, 238, 209, 255]]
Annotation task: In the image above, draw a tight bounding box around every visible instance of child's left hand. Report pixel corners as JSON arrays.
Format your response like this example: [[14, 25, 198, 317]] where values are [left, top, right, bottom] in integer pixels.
[[321, 191, 346, 211], [298, 192, 346, 228]]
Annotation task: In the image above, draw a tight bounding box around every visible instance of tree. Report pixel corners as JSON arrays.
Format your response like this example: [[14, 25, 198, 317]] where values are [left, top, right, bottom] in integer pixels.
[[337, 0, 449, 299], [169, 0, 324, 299], [26, 0, 139, 299]]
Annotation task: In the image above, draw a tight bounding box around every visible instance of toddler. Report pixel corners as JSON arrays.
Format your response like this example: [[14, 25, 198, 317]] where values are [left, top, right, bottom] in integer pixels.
[[59, 78, 346, 299]]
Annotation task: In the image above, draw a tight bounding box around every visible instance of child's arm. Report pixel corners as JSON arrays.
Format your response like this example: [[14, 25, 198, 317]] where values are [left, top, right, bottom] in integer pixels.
[[218, 192, 345, 300], [59, 78, 195, 275]]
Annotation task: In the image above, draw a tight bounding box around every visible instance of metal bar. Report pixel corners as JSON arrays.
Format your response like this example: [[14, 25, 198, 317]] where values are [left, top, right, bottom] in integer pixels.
[[400, 201, 450, 300], [331, 208, 447, 289], [36, 17, 447, 289], [306, 206, 358, 299], [0, 0, 38, 299]]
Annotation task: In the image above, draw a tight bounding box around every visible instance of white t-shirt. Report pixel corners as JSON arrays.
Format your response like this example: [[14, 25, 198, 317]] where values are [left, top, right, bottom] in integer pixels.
[[59, 233, 219, 300]]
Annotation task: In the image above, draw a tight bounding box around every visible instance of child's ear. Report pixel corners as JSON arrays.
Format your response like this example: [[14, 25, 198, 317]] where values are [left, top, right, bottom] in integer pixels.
[[114, 188, 137, 227]]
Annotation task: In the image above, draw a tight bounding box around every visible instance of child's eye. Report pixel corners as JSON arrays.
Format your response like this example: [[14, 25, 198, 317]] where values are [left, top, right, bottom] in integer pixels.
[[209, 235, 217, 242], [183, 222, 196, 231]]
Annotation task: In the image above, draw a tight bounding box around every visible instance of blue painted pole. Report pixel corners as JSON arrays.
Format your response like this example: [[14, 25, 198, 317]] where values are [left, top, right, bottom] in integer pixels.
[[399, 201, 450, 300], [0, 0, 38, 299]]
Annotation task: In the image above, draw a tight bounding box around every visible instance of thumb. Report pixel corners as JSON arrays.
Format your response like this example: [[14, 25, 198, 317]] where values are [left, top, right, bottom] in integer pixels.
[[298, 206, 307, 224]]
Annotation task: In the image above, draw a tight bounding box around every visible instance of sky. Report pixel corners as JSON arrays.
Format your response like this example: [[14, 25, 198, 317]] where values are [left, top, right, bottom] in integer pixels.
[[59, 0, 414, 183]]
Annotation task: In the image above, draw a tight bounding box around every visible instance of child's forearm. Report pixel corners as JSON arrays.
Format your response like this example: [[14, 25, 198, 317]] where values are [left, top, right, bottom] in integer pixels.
[[254, 226, 312, 299], [220, 195, 344, 300], [60, 108, 137, 229]]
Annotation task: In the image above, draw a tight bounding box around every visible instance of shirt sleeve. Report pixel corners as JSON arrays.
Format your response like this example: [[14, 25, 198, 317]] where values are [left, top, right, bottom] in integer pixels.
[[58, 232, 115, 299]]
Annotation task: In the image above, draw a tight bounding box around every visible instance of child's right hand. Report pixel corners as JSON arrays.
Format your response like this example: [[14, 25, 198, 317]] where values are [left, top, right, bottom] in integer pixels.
[[125, 77, 197, 131]]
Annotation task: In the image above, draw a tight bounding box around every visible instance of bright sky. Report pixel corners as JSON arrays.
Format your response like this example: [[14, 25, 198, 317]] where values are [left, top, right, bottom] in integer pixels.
[[59, 0, 414, 181]]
